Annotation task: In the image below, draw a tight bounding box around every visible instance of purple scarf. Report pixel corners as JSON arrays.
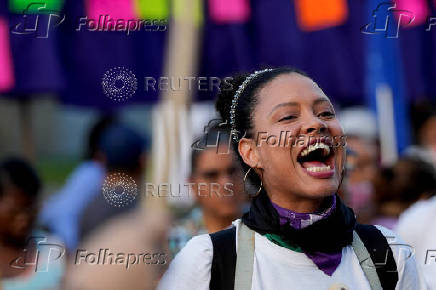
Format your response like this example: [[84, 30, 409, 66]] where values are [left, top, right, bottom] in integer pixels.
[[271, 196, 342, 276]]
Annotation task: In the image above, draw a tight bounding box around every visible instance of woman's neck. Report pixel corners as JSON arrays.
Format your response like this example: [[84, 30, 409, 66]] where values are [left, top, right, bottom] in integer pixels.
[[268, 193, 326, 213]]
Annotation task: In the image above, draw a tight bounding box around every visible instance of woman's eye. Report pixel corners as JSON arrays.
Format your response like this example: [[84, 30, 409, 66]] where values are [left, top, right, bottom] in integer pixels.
[[319, 111, 335, 118], [278, 115, 297, 122]]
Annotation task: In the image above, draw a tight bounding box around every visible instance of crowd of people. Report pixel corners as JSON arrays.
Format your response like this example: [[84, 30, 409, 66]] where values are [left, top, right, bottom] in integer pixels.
[[0, 73, 435, 289]]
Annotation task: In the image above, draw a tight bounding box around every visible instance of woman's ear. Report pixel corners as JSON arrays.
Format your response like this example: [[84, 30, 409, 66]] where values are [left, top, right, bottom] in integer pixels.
[[238, 137, 262, 169]]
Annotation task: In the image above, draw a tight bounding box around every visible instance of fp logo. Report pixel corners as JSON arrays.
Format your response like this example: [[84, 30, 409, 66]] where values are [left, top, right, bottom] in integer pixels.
[[191, 119, 235, 155], [11, 2, 65, 38], [10, 236, 65, 272], [425, 250, 436, 265], [361, 2, 415, 38]]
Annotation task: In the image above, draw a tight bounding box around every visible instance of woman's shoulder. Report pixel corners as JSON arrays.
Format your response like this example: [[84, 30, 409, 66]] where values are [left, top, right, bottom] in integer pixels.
[[158, 221, 241, 290], [371, 224, 413, 261], [373, 224, 402, 241], [157, 234, 213, 290], [186, 233, 214, 252], [372, 225, 427, 289], [171, 233, 214, 267]]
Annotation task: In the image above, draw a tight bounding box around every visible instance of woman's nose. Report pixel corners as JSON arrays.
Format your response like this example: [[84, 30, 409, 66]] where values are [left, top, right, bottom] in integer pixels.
[[301, 114, 327, 135]]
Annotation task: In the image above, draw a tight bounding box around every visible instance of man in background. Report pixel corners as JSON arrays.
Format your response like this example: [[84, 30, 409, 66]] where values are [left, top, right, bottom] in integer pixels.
[[78, 122, 147, 242], [168, 122, 247, 256], [62, 123, 162, 290]]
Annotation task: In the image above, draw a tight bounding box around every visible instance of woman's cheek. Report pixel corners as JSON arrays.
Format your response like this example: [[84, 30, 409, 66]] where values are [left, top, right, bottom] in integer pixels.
[[262, 147, 287, 173], [330, 120, 345, 136]]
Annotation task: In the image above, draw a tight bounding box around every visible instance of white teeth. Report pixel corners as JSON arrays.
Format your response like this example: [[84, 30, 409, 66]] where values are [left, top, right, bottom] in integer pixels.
[[306, 165, 331, 172], [299, 143, 331, 157]]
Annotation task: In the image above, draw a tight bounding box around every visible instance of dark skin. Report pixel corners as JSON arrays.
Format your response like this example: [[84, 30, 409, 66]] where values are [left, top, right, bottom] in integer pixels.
[[419, 115, 436, 159], [239, 73, 346, 213], [0, 186, 38, 278], [191, 148, 245, 233]]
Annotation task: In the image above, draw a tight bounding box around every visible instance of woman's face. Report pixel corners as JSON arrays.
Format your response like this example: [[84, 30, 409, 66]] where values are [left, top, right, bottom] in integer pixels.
[[241, 73, 346, 203]]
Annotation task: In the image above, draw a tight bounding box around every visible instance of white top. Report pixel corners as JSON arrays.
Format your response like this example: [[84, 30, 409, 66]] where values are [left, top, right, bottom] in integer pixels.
[[158, 220, 426, 290], [395, 197, 436, 289]]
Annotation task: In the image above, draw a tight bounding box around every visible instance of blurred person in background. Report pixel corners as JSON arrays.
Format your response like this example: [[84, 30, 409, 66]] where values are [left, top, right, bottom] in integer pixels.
[[78, 123, 148, 243], [0, 158, 64, 290], [371, 156, 436, 229], [63, 125, 166, 290], [168, 122, 247, 257], [339, 107, 379, 224], [408, 101, 436, 166], [64, 205, 169, 290], [394, 156, 436, 289], [39, 115, 115, 252]]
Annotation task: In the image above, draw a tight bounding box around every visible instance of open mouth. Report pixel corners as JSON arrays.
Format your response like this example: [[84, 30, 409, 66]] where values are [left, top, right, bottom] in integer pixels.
[[296, 139, 335, 178]]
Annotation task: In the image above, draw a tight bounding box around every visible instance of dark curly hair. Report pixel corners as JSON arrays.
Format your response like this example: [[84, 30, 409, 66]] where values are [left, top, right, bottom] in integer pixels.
[[0, 157, 41, 199], [214, 67, 309, 192]]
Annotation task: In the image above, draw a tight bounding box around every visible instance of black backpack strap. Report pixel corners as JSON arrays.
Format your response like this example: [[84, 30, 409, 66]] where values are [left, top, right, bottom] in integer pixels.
[[209, 224, 399, 290], [355, 224, 399, 290], [209, 226, 237, 290]]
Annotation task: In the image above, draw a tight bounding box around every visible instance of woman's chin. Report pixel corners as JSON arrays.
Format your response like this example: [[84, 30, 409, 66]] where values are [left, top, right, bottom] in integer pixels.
[[300, 183, 339, 199]]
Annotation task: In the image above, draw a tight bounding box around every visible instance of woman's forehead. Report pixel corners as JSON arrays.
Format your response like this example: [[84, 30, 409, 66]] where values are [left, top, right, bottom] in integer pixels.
[[257, 73, 330, 108]]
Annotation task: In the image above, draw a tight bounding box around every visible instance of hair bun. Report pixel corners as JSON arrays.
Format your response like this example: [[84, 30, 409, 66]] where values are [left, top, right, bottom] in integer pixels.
[[215, 74, 247, 123]]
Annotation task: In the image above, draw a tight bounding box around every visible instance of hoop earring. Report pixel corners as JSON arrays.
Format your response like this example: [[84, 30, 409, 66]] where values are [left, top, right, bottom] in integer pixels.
[[243, 167, 263, 197]]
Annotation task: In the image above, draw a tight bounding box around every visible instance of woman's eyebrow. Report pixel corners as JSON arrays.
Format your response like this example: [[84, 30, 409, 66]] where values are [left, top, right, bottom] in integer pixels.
[[313, 98, 331, 106], [268, 101, 299, 117]]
